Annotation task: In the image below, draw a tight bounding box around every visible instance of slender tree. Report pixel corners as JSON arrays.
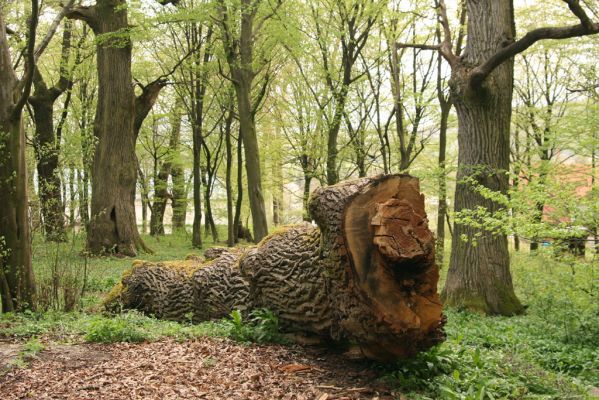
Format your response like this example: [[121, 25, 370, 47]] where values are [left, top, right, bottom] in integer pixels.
[[309, 0, 380, 184], [216, 0, 281, 241]]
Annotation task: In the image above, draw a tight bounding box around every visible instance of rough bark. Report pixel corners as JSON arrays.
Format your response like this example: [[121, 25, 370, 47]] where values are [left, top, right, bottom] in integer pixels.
[[106, 174, 444, 361], [0, 9, 37, 312], [170, 166, 187, 232], [68, 0, 148, 256], [443, 0, 523, 315], [29, 67, 67, 241]]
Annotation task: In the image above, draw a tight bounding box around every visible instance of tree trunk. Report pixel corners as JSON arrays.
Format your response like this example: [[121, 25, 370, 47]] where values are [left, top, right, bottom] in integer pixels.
[[218, 0, 269, 243], [68, 165, 76, 226], [69, 0, 147, 256], [29, 69, 66, 241], [234, 77, 268, 242], [149, 108, 180, 236], [0, 13, 36, 312], [272, 151, 283, 226], [303, 174, 313, 222], [78, 169, 89, 227], [191, 120, 203, 247], [171, 166, 187, 232], [107, 174, 445, 361], [204, 179, 219, 243], [436, 101, 450, 265], [225, 105, 235, 247], [443, 0, 523, 315], [233, 133, 243, 243], [149, 169, 168, 236]]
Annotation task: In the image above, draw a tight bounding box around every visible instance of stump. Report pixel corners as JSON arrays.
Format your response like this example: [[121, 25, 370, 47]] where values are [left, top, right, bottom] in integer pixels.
[[106, 174, 445, 360]]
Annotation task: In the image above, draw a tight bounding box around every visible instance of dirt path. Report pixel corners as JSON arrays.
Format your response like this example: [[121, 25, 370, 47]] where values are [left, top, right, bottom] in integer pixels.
[[0, 338, 399, 399]]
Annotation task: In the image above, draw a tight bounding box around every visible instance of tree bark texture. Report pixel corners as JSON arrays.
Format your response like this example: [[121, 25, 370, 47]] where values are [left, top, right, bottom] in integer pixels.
[[0, 13, 36, 312], [29, 70, 67, 241], [443, 0, 523, 315], [28, 21, 75, 241], [68, 0, 148, 256], [106, 175, 444, 361], [171, 166, 187, 232]]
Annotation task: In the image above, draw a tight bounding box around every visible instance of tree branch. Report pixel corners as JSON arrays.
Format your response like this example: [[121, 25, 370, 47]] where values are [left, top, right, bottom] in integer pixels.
[[395, 0, 459, 67], [470, 22, 599, 87], [12, 0, 39, 120], [563, 0, 594, 30], [435, 0, 458, 66], [471, 1, 599, 87], [396, 42, 441, 53], [34, 0, 75, 62], [65, 5, 98, 32]]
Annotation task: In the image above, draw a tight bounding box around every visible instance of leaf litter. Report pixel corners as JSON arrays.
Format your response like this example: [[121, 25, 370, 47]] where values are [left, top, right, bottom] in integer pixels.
[[0, 337, 399, 399]]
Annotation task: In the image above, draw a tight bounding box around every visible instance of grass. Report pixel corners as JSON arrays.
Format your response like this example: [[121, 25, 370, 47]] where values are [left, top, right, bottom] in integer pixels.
[[1, 230, 597, 399]]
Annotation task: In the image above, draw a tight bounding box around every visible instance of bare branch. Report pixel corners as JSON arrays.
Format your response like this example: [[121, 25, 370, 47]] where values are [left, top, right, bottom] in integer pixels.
[[563, 0, 594, 30], [13, 0, 39, 119], [435, 0, 459, 66], [34, 0, 75, 62], [396, 42, 441, 51], [470, 22, 599, 87]]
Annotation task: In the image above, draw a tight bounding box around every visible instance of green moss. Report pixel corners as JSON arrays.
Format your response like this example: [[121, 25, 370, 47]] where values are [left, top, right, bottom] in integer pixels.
[[442, 285, 524, 316], [256, 225, 298, 247]]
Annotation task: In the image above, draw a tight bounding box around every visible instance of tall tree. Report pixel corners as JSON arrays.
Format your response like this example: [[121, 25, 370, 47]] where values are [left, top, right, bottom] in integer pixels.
[[387, 15, 437, 172], [0, 2, 38, 311], [216, 0, 281, 242], [29, 21, 78, 241], [435, 3, 465, 265], [67, 0, 172, 254], [404, 0, 598, 314], [309, 0, 380, 184], [513, 51, 571, 250], [67, 0, 148, 255]]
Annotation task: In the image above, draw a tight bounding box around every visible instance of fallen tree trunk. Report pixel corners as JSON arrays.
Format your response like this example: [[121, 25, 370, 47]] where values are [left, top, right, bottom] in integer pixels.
[[106, 174, 445, 360]]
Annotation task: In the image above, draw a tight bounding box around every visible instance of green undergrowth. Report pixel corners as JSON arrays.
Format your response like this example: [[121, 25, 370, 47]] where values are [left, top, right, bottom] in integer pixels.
[[0, 308, 285, 346], [0, 310, 230, 343], [5, 233, 597, 399]]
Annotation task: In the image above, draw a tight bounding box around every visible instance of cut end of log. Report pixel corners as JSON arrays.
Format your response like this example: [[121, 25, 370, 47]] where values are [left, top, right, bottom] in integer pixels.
[[340, 175, 444, 360], [371, 198, 434, 265]]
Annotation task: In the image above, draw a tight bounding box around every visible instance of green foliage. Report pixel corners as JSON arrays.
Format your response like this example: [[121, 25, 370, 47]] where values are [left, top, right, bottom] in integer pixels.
[[84, 313, 151, 343], [20, 337, 45, 360], [226, 308, 286, 344], [5, 337, 46, 369]]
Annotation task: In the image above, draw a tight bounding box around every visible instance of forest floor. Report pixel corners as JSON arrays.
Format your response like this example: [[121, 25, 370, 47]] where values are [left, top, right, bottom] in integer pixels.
[[0, 337, 396, 399], [0, 232, 598, 399]]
